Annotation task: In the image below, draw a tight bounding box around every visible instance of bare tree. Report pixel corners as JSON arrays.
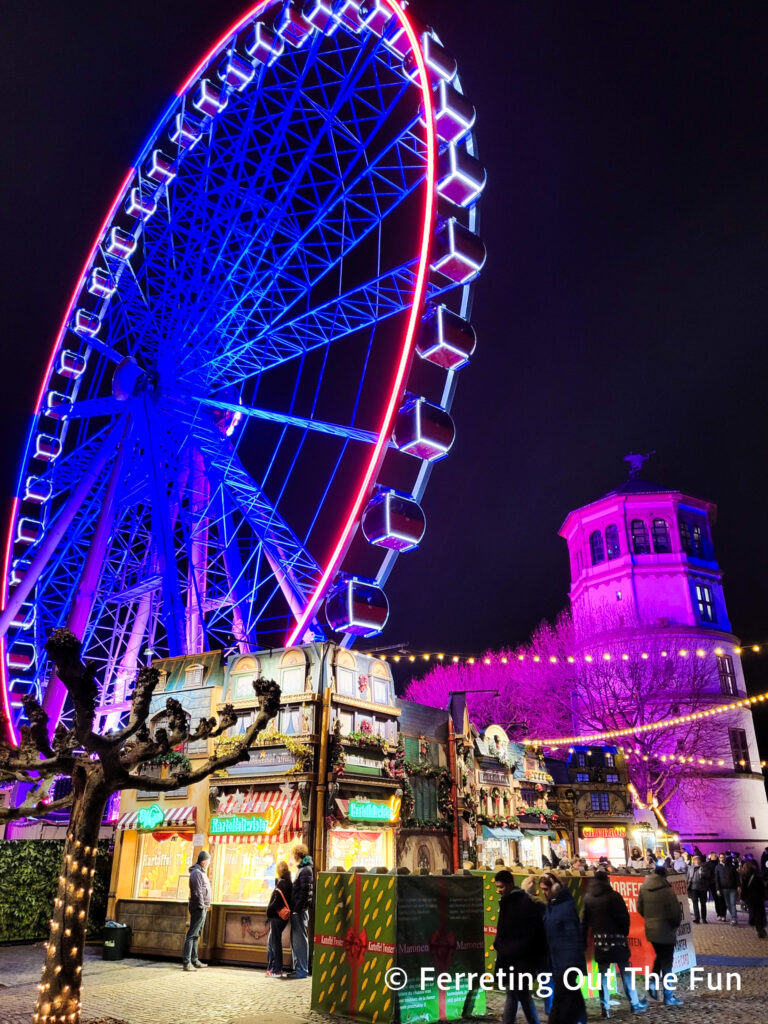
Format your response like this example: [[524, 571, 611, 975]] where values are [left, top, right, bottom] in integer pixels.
[[407, 609, 730, 811], [0, 628, 280, 1024]]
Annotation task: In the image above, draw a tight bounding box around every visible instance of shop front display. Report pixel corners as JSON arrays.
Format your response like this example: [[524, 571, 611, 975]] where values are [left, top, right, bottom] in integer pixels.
[[518, 827, 556, 868], [113, 804, 199, 956], [206, 787, 303, 963], [478, 825, 522, 868], [328, 794, 400, 870], [577, 823, 629, 865]]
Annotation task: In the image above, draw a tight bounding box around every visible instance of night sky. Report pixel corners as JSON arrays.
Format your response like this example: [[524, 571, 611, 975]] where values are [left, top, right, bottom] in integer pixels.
[[2, 3, 768, 680]]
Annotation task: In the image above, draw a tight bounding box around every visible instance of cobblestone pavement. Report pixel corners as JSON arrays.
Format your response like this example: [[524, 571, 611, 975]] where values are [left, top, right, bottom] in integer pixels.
[[1, 920, 767, 1024]]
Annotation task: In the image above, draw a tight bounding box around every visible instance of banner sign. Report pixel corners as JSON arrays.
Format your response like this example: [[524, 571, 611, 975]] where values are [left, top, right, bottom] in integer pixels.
[[579, 825, 627, 839], [209, 808, 283, 835], [349, 796, 401, 823]]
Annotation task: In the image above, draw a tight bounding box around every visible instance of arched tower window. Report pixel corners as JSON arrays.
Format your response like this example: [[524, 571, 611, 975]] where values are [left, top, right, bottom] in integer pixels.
[[589, 530, 605, 565], [605, 524, 620, 559], [630, 519, 650, 555], [651, 518, 671, 553]]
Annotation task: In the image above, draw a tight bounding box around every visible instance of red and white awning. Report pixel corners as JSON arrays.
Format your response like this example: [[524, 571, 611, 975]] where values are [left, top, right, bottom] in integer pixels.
[[116, 805, 196, 830], [210, 789, 302, 844]]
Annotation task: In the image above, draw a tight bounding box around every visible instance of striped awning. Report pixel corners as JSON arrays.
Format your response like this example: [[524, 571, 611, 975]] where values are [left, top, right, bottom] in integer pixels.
[[117, 805, 196, 830], [210, 789, 301, 844]]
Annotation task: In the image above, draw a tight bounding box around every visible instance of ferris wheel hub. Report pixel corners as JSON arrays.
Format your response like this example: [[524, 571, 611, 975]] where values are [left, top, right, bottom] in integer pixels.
[[112, 356, 153, 402]]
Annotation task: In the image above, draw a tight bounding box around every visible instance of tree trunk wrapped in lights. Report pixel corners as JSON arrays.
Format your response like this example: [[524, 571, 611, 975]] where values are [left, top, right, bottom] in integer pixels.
[[0, 628, 280, 1024]]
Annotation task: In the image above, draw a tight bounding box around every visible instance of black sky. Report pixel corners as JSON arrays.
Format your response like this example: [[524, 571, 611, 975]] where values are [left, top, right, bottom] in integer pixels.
[[2, 2, 768, 676]]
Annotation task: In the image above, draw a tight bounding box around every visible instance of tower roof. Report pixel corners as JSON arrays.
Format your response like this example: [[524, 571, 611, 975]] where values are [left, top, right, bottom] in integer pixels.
[[600, 475, 670, 499]]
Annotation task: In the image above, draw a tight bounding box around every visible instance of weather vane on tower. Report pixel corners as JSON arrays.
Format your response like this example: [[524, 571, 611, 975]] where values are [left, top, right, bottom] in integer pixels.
[[624, 451, 655, 477]]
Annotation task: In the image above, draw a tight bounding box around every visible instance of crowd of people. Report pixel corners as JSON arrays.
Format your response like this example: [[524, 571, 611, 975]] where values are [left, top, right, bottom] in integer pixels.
[[181, 842, 315, 978], [493, 845, 768, 1024]]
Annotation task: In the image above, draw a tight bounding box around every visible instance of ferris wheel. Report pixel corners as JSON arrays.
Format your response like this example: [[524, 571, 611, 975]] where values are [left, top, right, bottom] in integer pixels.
[[0, 0, 484, 738]]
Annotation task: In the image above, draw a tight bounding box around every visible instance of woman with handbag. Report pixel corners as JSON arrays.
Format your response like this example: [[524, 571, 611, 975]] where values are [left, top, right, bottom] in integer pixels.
[[582, 871, 648, 1017], [265, 860, 293, 977]]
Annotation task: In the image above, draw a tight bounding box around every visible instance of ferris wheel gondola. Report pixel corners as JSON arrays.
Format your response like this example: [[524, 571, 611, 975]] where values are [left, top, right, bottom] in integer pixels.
[[0, 0, 485, 740]]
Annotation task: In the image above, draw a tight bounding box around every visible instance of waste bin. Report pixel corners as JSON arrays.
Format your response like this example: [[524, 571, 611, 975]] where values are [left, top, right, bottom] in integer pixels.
[[103, 923, 132, 960]]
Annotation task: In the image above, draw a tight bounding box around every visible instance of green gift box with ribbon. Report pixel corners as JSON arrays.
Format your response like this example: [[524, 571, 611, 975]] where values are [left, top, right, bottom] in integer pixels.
[[311, 872, 486, 1023], [312, 872, 397, 1022]]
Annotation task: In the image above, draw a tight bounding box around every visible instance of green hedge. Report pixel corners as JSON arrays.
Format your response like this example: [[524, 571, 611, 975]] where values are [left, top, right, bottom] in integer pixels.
[[0, 839, 112, 943]]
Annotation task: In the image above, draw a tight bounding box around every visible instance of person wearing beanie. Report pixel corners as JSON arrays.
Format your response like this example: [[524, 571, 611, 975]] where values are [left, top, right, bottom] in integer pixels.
[[637, 863, 683, 1004], [582, 871, 648, 1017], [183, 850, 213, 971]]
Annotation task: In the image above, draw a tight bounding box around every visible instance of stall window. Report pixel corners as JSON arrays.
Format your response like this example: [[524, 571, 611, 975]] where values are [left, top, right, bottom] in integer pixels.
[[336, 649, 357, 696], [134, 831, 193, 899], [590, 792, 611, 812], [371, 662, 389, 704], [334, 710, 354, 735], [230, 656, 261, 700], [606, 773, 619, 784], [327, 829, 388, 871], [212, 835, 301, 905], [185, 664, 205, 689], [411, 776, 438, 820], [404, 737, 420, 763], [604, 753, 615, 767], [280, 707, 302, 735], [576, 753, 587, 768], [575, 772, 589, 782], [280, 650, 306, 695]]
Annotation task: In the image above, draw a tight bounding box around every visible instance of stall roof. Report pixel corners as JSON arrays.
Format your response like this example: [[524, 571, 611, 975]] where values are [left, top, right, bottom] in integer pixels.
[[521, 828, 556, 839], [482, 825, 523, 840]]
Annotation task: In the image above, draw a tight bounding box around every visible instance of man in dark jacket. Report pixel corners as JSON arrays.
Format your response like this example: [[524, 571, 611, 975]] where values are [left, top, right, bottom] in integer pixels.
[[715, 854, 739, 924], [493, 870, 546, 1024], [637, 864, 683, 1005], [289, 843, 314, 979], [582, 872, 648, 1017], [739, 861, 767, 939], [685, 855, 711, 924], [182, 850, 212, 971], [540, 873, 587, 1024]]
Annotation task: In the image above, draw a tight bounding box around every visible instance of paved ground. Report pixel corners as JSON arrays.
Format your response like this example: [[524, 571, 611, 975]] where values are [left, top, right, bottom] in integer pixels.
[[1, 920, 767, 1024]]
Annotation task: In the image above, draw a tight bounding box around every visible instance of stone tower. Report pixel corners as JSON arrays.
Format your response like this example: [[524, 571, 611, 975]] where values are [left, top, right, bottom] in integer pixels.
[[558, 458, 768, 855]]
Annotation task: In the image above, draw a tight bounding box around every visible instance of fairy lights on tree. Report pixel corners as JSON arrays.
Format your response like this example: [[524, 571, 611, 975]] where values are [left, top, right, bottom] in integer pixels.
[[0, 628, 280, 1024]]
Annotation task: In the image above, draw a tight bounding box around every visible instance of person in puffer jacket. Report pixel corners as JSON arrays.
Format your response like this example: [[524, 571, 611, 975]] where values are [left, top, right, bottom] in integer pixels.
[[289, 843, 314, 979], [582, 871, 648, 1017], [637, 864, 683, 1005], [540, 873, 587, 1024]]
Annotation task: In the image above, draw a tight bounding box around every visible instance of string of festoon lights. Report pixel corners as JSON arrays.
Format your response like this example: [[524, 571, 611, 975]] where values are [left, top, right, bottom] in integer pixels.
[[365, 642, 768, 665], [358, 644, 768, 772], [525, 689, 768, 747]]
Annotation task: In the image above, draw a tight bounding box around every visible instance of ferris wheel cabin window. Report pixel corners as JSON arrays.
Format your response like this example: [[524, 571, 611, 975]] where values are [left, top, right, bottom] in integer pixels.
[[605, 524, 620, 559], [651, 518, 671, 553], [589, 530, 605, 565], [630, 519, 650, 555]]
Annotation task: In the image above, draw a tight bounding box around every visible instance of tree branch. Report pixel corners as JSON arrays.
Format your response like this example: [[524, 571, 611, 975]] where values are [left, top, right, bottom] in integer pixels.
[[0, 792, 74, 824]]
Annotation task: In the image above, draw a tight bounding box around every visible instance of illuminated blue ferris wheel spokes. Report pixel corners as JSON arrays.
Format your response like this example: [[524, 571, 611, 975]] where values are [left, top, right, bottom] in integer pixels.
[[2, 2, 485, 736]]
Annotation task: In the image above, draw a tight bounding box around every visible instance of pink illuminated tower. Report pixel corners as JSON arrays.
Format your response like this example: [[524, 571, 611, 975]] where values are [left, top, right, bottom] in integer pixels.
[[559, 454, 768, 855]]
